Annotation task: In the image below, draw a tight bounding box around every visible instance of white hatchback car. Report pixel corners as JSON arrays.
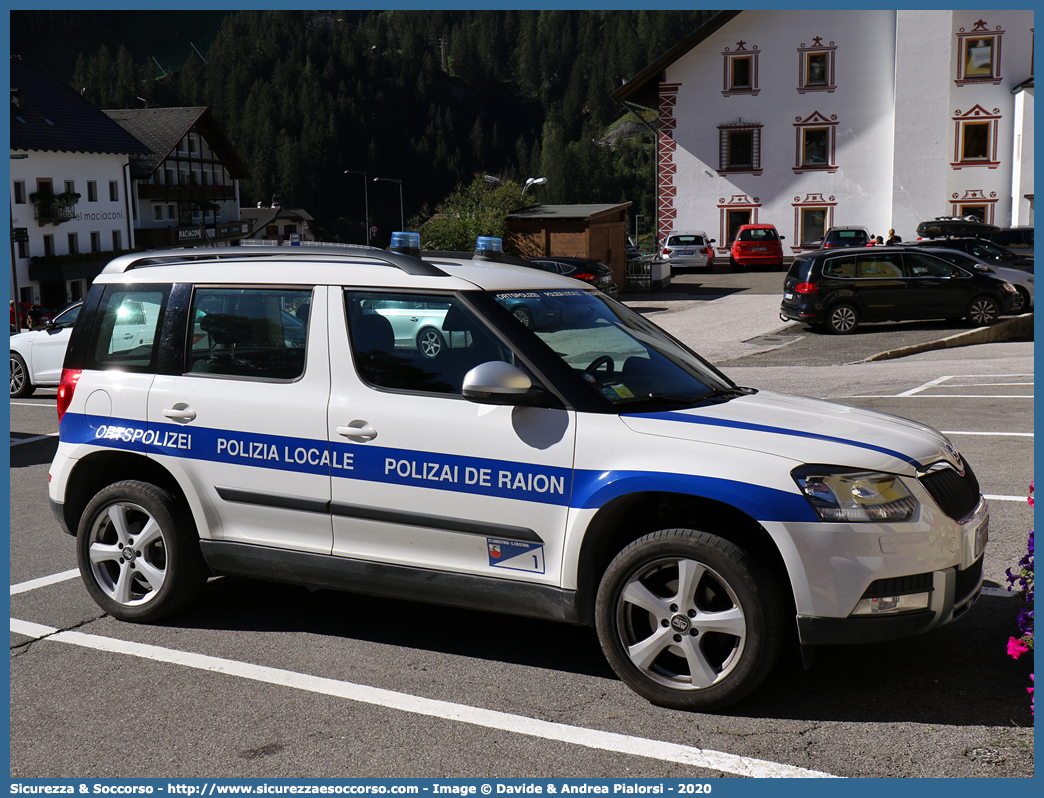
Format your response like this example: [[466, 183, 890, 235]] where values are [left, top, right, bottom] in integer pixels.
[[48, 241, 988, 711], [10, 301, 82, 397]]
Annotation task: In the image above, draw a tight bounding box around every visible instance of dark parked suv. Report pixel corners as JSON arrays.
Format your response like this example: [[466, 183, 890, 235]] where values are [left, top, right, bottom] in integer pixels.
[[780, 246, 1017, 334]]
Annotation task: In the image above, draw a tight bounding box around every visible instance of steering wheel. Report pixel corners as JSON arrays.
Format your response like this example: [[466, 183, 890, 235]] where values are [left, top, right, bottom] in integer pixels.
[[585, 355, 615, 376]]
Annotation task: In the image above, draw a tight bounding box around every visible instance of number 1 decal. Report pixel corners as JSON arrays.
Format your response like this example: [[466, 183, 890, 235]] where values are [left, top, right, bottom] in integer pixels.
[[486, 537, 545, 574]]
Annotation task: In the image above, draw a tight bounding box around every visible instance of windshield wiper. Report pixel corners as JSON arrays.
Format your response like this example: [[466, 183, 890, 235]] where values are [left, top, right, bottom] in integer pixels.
[[614, 386, 757, 406], [697, 386, 758, 401]]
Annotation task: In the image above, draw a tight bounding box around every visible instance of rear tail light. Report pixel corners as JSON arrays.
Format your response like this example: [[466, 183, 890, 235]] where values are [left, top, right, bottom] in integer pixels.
[[575, 272, 598, 284], [56, 368, 82, 421], [794, 282, 819, 294], [662, 248, 671, 257]]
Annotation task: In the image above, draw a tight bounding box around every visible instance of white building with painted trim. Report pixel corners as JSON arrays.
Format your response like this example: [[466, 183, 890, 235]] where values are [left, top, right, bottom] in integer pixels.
[[612, 10, 1034, 254]]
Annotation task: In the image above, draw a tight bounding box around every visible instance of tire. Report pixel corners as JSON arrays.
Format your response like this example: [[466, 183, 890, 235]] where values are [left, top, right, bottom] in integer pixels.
[[825, 303, 859, 334], [966, 295, 999, 326], [76, 480, 207, 623], [10, 352, 35, 398], [595, 528, 783, 711], [728, 256, 738, 271], [511, 305, 534, 328], [1009, 288, 1029, 315], [416, 326, 445, 358]]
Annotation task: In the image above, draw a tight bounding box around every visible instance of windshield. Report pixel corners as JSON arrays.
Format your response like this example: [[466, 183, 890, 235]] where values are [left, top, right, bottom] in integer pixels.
[[492, 289, 735, 408]]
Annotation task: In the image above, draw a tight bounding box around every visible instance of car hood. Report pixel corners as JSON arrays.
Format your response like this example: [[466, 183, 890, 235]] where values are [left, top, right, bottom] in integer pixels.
[[620, 390, 958, 476]]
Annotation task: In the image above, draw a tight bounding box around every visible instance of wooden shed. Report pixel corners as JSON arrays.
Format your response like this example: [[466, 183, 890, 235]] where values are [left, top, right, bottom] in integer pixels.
[[506, 203, 632, 288]]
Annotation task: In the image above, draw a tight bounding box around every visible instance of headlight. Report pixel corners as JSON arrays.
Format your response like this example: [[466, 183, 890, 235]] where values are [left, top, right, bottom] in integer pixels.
[[792, 466, 918, 522]]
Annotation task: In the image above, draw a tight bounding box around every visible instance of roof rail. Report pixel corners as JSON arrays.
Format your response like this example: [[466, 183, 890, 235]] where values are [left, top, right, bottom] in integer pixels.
[[421, 249, 535, 268], [100, 244, 450, 277]]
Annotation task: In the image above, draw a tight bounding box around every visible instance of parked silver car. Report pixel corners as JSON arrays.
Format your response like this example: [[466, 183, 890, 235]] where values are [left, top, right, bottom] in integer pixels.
[[661, 230, 716, 270], [916, 246, 1033, 314]]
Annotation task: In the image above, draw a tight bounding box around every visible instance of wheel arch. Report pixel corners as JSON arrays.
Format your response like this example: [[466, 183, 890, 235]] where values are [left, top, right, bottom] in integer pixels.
[[573, 490, 795, 629], [60, 451, 194, 539]]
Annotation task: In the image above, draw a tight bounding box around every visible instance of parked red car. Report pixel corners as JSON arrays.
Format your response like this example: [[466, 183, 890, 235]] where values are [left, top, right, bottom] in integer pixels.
[[730, 224, 785, 269], [12, 302, 52, 330]]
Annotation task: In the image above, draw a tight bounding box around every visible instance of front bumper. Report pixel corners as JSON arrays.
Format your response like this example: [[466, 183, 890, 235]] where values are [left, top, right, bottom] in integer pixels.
[[796, 555, 984, 645]]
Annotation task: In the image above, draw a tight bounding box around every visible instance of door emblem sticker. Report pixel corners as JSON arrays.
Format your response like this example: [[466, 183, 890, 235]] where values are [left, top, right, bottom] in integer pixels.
[[487, 537, 545, 573]]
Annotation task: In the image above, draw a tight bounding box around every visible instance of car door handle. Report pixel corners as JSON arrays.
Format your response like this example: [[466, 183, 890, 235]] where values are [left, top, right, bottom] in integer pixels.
[[336, 421, 377, 441], [162, 403, 197, 423]]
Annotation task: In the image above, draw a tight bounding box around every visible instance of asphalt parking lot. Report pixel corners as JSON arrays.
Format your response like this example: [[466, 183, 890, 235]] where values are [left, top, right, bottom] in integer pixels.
[[9, 277, 1035, 779]]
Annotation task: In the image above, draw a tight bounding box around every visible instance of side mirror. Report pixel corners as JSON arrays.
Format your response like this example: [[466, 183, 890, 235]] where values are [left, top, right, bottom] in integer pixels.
[[462, 361, 543, 406], [779, 235, 786, 240]]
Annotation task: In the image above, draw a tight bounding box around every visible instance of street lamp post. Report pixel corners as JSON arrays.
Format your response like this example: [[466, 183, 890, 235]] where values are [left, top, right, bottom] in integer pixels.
[[522, 177, 547, 195], [373, 178, 404, 232], [343, 170, 370, 246]]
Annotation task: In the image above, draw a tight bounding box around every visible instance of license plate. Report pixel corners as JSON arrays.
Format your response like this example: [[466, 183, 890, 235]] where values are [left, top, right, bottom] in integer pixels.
[[784, 292, 794, 300], [751, 246, 767, 252], [681, 250, 694, 255]]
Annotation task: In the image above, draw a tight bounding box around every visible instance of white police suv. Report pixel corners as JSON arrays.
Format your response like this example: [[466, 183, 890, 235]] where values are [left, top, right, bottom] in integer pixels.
[[48, 237, 988, 711]]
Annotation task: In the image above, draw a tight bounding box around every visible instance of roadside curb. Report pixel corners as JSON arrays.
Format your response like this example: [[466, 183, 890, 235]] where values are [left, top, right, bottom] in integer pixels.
[[863, 313, 1034, 361]]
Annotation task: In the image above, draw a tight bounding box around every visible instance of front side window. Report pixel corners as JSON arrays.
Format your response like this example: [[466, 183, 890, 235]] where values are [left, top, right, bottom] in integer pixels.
[[904, 253, 963, 278], [188, 287, 311, 380], [344, 291, 513, 395], [85, 284, 171, 371], [492, 289, 732, 409]]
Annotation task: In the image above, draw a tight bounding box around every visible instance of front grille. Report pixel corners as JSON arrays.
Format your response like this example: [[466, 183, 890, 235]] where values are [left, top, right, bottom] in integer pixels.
[[919, 459, 981, 521]]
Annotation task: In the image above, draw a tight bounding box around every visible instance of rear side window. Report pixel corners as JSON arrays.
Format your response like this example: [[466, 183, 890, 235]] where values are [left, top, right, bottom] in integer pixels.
[[822, 257, 856, 278], [856, 255, 904, 279], [85, 284, 171, 372], [786, 257, 815, 280], [187, 287, 311, 380]]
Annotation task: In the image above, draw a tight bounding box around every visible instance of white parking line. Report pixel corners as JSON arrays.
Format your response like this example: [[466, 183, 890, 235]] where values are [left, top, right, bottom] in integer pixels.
[[983, 494, 1031, 502], [10, 617, 839, 779], [10, 569, 80, 595], [10, 433, 58, 447]]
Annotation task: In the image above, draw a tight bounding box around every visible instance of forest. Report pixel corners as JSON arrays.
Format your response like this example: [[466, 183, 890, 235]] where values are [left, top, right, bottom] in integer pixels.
[[11, 10, 715, 246]]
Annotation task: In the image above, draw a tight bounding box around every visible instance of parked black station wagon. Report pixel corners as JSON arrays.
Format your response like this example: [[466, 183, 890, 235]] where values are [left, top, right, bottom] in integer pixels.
[[780, 246, 1018, 334]]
